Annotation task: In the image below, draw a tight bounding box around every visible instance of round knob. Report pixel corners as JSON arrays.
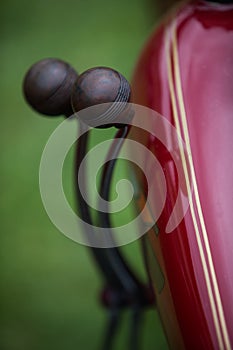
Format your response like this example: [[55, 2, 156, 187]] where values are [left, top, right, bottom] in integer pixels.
[[23, 58, 78, 117], [71, 67, 131, 128]]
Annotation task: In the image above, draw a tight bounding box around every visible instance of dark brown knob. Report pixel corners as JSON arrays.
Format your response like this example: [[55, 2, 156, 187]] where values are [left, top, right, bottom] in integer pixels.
[[23, 58, 78, 117], [71, 67, 131, 128]]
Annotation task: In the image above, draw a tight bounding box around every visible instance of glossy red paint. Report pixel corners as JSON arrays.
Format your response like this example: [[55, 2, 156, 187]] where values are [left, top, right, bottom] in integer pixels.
[[131, 1, 233, 349]]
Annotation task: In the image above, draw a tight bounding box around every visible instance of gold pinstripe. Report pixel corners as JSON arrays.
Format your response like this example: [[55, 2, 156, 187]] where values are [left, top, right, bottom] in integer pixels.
[[165, 20, 230, 349], [171, 22, 231, 350]]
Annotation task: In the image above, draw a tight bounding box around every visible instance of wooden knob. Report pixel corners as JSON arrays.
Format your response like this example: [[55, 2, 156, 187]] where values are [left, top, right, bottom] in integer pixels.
[[23, 58, 78, 117], [71, 67, 131, 128]]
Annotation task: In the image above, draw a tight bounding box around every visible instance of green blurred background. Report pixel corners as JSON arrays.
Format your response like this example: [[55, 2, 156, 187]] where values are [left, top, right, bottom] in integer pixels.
[[1, 0, 169, 349]]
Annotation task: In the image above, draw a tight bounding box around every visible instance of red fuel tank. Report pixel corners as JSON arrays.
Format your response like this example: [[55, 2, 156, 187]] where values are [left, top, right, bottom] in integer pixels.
[[131, 1, 233, 349]]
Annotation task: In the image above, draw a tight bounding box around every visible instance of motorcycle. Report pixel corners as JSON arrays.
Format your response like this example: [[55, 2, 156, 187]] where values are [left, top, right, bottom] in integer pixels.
[[23, 0, 233, 348]]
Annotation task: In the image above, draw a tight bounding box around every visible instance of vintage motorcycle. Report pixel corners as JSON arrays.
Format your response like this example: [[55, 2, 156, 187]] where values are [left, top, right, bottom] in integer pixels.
[[23, 0, 233, 349]]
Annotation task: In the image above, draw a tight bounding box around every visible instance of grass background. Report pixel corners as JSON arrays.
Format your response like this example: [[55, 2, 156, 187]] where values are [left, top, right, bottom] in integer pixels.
[[1, 0, 169, 349]]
